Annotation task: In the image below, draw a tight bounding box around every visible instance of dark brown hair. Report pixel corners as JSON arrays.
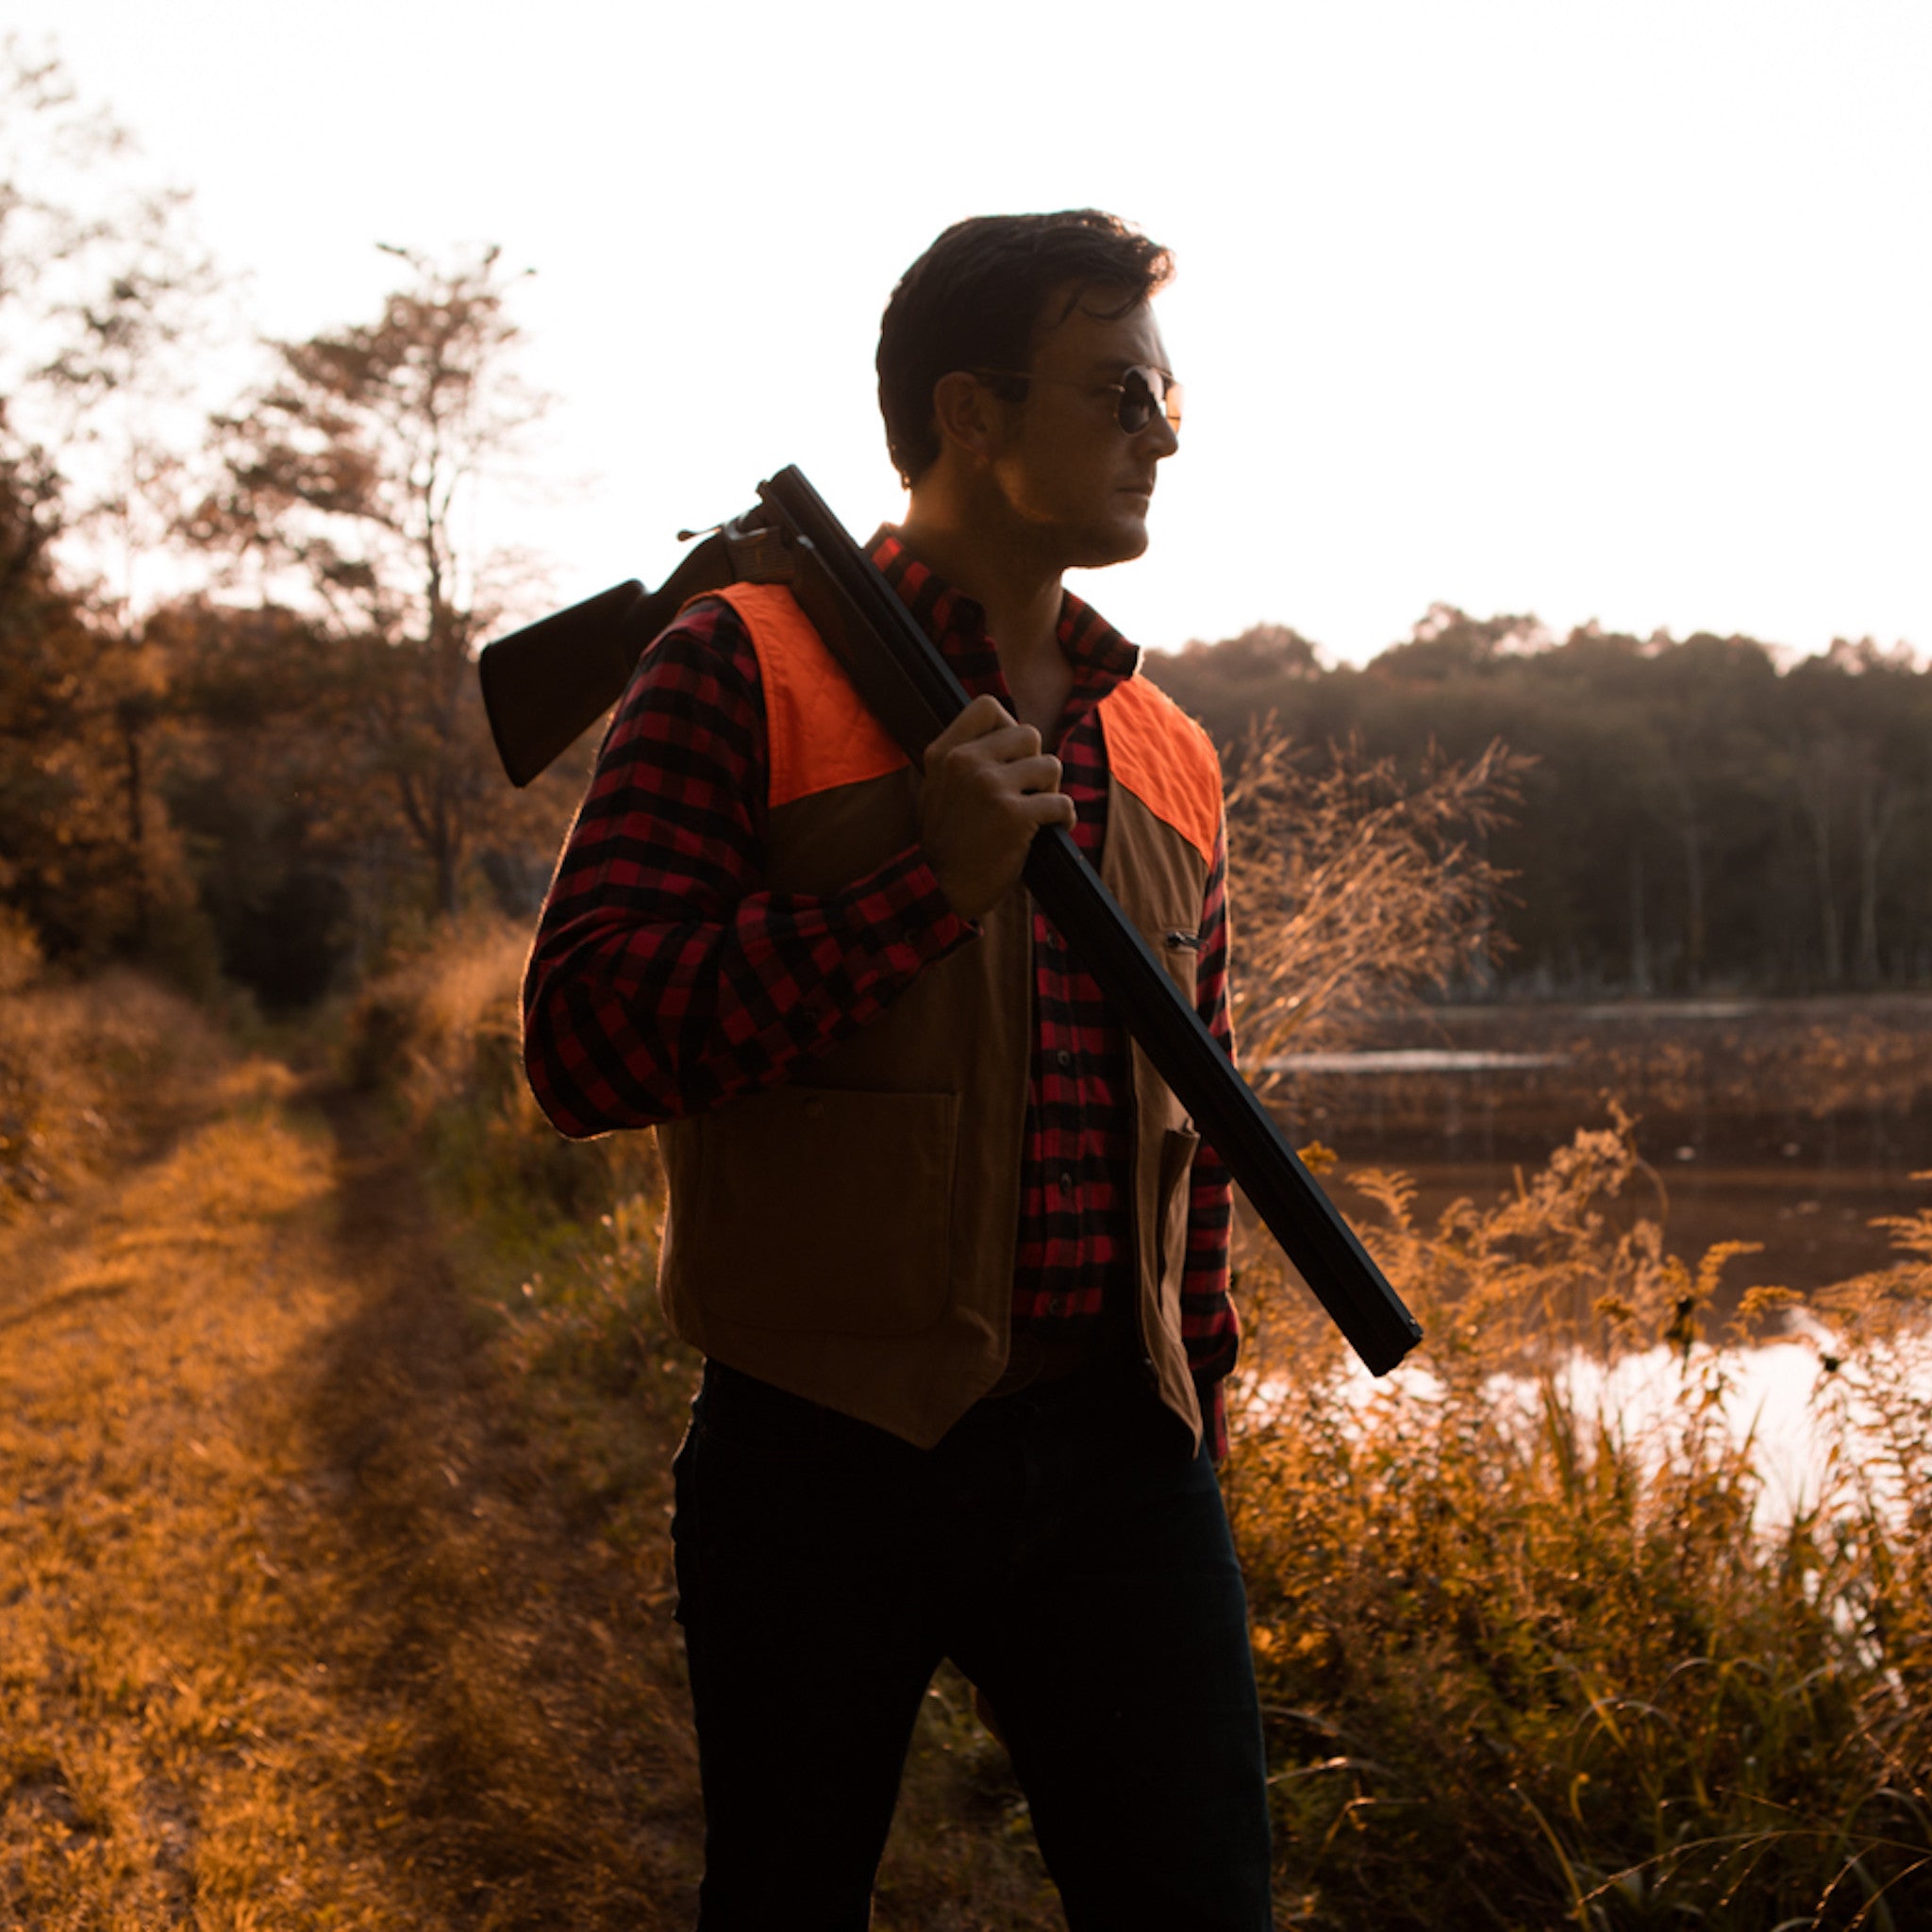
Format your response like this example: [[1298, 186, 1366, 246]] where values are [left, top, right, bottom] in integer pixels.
[[875, 210, 1174, 487]]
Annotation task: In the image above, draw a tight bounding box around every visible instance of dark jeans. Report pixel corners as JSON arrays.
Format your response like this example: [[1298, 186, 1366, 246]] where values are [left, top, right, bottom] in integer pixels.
[[671, 1355, 1274, 1930]]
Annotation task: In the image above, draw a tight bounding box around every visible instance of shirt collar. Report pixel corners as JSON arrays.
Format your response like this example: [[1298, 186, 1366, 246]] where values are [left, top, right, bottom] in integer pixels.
[[865, 529, 1142, 721]]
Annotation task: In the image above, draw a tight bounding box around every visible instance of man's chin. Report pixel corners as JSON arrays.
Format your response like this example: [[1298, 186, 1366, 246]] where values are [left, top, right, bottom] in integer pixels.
[[1069, 517, 1152, 571]]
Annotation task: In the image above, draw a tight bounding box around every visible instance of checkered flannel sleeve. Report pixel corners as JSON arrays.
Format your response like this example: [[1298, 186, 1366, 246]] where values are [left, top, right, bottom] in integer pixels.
[[1183, 822, 1240, 1461], [521, 597, 974, 1136]]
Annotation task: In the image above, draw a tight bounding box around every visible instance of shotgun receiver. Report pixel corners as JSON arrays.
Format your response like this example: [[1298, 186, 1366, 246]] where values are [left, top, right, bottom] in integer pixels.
[[478, 466, 1423, 1376]]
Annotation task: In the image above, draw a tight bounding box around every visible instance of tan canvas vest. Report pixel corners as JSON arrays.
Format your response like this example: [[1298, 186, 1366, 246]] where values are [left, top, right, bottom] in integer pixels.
[[656, 584, 1226, 1451]]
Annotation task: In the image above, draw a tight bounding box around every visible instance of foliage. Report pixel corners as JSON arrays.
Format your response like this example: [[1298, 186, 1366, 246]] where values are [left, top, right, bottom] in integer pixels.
[[145, 595, 360, 1001], [341, 914, 658, 1229], [0, 37, 211, 572], [189, 245, 552, 915], [0, 963, 222, 1217], [0, 43, 217, 975], [1224, 722, 1526, 1063]]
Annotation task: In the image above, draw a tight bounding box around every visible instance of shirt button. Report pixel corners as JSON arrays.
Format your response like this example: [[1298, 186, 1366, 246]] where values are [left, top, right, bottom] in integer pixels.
[[1057, 1049, 1073, 1069], [1047, 1295, 1067, 1317], [1058, 1172, 1074, 1193]]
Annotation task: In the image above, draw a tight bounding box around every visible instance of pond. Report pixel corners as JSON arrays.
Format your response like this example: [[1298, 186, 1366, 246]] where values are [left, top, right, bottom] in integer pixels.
[[1258, 994, 1932, 1295]]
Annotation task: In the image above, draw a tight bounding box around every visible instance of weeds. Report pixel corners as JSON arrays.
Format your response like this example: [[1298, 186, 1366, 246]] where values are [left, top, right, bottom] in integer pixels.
[[1223, 728, 1525, 1065]]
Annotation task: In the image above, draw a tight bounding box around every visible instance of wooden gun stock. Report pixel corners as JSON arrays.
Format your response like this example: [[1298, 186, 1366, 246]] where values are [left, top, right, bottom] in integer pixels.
[[478, 536, 735, 787]]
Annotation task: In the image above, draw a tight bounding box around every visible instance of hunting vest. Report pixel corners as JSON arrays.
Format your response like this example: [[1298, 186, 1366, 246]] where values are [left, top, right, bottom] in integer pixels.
[[655, 583, 1225, 1451]]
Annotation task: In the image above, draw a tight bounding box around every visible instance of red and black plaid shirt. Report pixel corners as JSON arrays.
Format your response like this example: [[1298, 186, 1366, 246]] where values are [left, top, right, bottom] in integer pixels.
[[522, 533, 1239, 1455]]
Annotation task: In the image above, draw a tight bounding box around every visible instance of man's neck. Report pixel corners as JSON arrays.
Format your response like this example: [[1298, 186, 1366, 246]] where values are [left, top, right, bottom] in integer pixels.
[[896, 507, 1072, 738]]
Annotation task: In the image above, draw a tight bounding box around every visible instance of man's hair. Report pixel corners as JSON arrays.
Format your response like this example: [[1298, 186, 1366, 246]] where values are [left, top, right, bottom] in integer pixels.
[[876, 210, 1174, 488]]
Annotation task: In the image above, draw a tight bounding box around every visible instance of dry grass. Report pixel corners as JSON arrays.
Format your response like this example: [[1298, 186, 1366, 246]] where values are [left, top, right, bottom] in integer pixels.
[[0, 957, 227, 1221], [0, 1051, 397, 1927], [1230, 1127, 1932, 1928], [0, 957, 702, 1927], [1224, 727, 1525, 1065]]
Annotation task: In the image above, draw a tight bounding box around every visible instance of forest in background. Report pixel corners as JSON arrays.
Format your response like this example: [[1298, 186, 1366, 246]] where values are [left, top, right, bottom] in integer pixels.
[[1146, 617, 1932, 999]]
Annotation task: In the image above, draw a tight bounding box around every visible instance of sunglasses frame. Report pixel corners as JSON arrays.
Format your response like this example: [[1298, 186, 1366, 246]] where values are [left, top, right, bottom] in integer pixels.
[[970, 363, 1183, 436]]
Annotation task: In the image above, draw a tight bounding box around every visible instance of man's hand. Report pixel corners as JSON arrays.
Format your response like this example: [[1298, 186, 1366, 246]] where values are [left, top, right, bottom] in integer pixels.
[[919, 695, 1077, 922]]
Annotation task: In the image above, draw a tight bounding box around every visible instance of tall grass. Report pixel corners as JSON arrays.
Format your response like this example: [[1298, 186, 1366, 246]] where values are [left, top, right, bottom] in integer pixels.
[[0, 914, 229, 1219], [1231, 1127, 1932, 1926], [357, 921, 1932, 1928]]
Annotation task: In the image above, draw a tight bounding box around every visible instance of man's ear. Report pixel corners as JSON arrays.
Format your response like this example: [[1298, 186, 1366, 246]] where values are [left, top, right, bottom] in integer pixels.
[[930, 371, 1009, 466]]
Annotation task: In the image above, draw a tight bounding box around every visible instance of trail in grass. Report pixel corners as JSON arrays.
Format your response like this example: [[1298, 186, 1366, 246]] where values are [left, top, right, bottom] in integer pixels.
[[0, 1056, 702, 1930]]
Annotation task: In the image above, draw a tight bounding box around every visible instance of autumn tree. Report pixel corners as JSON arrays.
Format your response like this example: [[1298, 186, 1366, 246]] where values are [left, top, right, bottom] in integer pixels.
[[0, 41, 213, 965], [191, 244, 548, 918]]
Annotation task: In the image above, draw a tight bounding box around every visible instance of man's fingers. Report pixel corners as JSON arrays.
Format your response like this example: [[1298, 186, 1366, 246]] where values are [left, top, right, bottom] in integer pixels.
[[930, 724, 1043, 775], [1014, 789, 1078, 828], [939, 750, 1064, 809], [924, 694, 1018, 763], [1005, 752, 1064, 795]]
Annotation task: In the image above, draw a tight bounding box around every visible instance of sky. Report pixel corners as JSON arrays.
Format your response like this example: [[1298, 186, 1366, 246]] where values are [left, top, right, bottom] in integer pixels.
[[10, 0, 1930, 663]]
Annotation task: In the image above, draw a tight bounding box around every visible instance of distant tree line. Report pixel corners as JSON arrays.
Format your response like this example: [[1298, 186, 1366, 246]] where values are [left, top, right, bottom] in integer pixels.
[[1145, 610, 1932, 995]]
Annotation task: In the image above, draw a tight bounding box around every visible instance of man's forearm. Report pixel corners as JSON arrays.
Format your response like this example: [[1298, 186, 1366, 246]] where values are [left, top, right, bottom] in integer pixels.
[[523, 846, 970, 1137]]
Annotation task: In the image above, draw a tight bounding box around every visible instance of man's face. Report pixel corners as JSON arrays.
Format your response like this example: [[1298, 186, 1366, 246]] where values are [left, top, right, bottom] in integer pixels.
[[982, 288, 1179, 571]]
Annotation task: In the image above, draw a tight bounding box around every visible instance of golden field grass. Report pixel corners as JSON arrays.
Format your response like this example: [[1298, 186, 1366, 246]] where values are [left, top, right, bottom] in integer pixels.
[[5, 922, 1930, 1928], [0, 965, 703, 1928]]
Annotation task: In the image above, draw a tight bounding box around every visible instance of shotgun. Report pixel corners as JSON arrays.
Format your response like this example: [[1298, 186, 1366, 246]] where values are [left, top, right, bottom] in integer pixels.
[[478, 467, 1423, 1376]]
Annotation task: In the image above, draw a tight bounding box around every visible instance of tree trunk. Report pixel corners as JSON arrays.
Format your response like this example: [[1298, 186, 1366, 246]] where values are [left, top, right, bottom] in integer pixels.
[[1795, 745, 1842, 988], [1629, 847, 1651, 994], [1664, 757, 1706, 993], [1855, 773, 1899, 988], [120, 705, 147, 946]]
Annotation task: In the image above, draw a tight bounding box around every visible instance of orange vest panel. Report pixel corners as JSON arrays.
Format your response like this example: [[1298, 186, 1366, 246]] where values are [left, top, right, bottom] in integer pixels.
[[712, 584, 909, 808], [1098, 676, 1222, 869]]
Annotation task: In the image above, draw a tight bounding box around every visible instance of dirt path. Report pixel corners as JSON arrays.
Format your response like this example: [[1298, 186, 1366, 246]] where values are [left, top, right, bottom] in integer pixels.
[[0, 1056, 703, 1929]]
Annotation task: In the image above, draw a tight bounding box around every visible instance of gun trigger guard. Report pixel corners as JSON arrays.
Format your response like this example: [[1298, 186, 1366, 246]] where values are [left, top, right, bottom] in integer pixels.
[[722, 511, 794, 585]]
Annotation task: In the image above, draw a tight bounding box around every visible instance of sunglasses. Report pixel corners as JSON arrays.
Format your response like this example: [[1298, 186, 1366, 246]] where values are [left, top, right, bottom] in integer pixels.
[[973, 364, 1183, 436]]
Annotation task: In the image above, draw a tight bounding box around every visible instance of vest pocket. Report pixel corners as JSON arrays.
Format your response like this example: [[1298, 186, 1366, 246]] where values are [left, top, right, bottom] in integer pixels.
[[1155, 1124, 1202, 1293], [681, 1083, 959, 1336], [1147, 917, 1202, 1001]]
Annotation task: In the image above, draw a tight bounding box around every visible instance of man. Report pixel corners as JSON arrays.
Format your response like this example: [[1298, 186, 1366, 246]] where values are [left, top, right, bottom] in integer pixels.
[[522, 210, 1274, 1930]]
